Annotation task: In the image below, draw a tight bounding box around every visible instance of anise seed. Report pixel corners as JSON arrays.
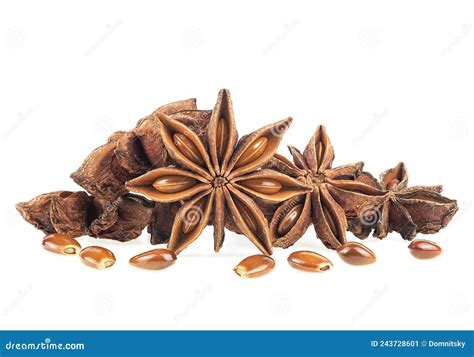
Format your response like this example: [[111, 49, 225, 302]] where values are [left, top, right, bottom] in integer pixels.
[[337, 242, 376, 265], [277, 204, 304, 236], [234, 137, 268, 168], [42, 233, 81, 255], [234, 199, 258, 233], [129, 249, 177, 270], [287, 251, 332, 272], [408, 239, 442, 259], [241, 178, 283, 195], [233, 254, 275, 278], [173, 133, 204, 166], [153, 175, 197, 193], [80, 246, 116, 269], [216, 117, 228, 160]]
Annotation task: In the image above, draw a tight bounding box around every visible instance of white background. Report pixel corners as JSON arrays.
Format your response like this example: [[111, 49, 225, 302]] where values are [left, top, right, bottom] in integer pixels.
[[0, 0, 473, 330]]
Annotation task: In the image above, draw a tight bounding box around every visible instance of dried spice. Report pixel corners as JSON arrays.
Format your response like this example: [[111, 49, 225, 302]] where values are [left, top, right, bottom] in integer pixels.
[[71, 99, 211, 202], [16, 191, 92, 237], [16, 191, 153, 242], [332, 162, 458, 240], [126, 89, 310, 254], [268, 126, 386, 250]]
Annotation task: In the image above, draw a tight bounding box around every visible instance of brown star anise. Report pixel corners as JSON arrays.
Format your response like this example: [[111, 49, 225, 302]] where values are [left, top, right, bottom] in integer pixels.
[[337, 162, 458, 240], [126, 89, 310, 254], [269, 125, 387, 250]]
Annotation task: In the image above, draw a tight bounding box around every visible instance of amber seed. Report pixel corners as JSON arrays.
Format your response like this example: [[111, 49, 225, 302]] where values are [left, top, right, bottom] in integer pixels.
[[129, 249, 177, 270], [234, 137, 268, 168], [337, 242, 376, 265], [408, 239, 442, 259], [173, 133, 204, 165], [241, 178, 283, 195], [277, 204, 304, 236], [42, 233, 81, 255], [80, 246, 116, 269], [233, 255, 275, 278], [234, 199, 258, 233], [153, 175, 197, 193], [288, 251, 332, 272], [216, 117, 228, 160]]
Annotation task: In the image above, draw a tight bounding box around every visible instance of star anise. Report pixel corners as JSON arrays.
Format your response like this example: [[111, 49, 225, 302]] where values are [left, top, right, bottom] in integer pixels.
[[338, 162, 458, 240], [268, 125, 387, 250], [126, 89, 310, 254]]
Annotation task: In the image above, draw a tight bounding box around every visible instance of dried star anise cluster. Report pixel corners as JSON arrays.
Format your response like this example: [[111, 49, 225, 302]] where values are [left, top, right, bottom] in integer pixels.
[[16, 89, 458, 255]]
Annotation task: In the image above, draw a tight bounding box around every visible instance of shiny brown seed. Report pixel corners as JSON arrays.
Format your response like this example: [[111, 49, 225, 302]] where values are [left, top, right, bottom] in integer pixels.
[[408, 239, 442, 259], [79, 246, 116, 269], [173, 133, 204, 165], [216, 117, 228, 160], [337, 242, 376, 265], [129, 249, 177, 270], [233, 255, 275, 278], [152, 175, 197, 193], [288, 251, 332, 272], [234, 199, 258, 233], [241, 178, 283, 195], [277, 204, 303, 236], [234, 137, 268, 168], [42, 233, 81, 255]]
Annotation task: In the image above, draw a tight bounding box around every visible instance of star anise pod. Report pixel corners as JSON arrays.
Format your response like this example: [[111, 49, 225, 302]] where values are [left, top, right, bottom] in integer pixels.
[[269, 125, 387, 250], [71, 98, 211, 201], [340, 162, 458, 240], [126, 89, 310, 254]]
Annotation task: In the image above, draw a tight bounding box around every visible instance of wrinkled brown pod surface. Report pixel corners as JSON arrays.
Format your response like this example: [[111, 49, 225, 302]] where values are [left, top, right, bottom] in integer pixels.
[[337, 241, 376, 265], [42, 233, 81, 255], [129, 249, 177, 270], [287, 251, 332, 272], [408, 239, 442, 259], [80, 246, 116, 269], [233, 255, 275, 278]]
